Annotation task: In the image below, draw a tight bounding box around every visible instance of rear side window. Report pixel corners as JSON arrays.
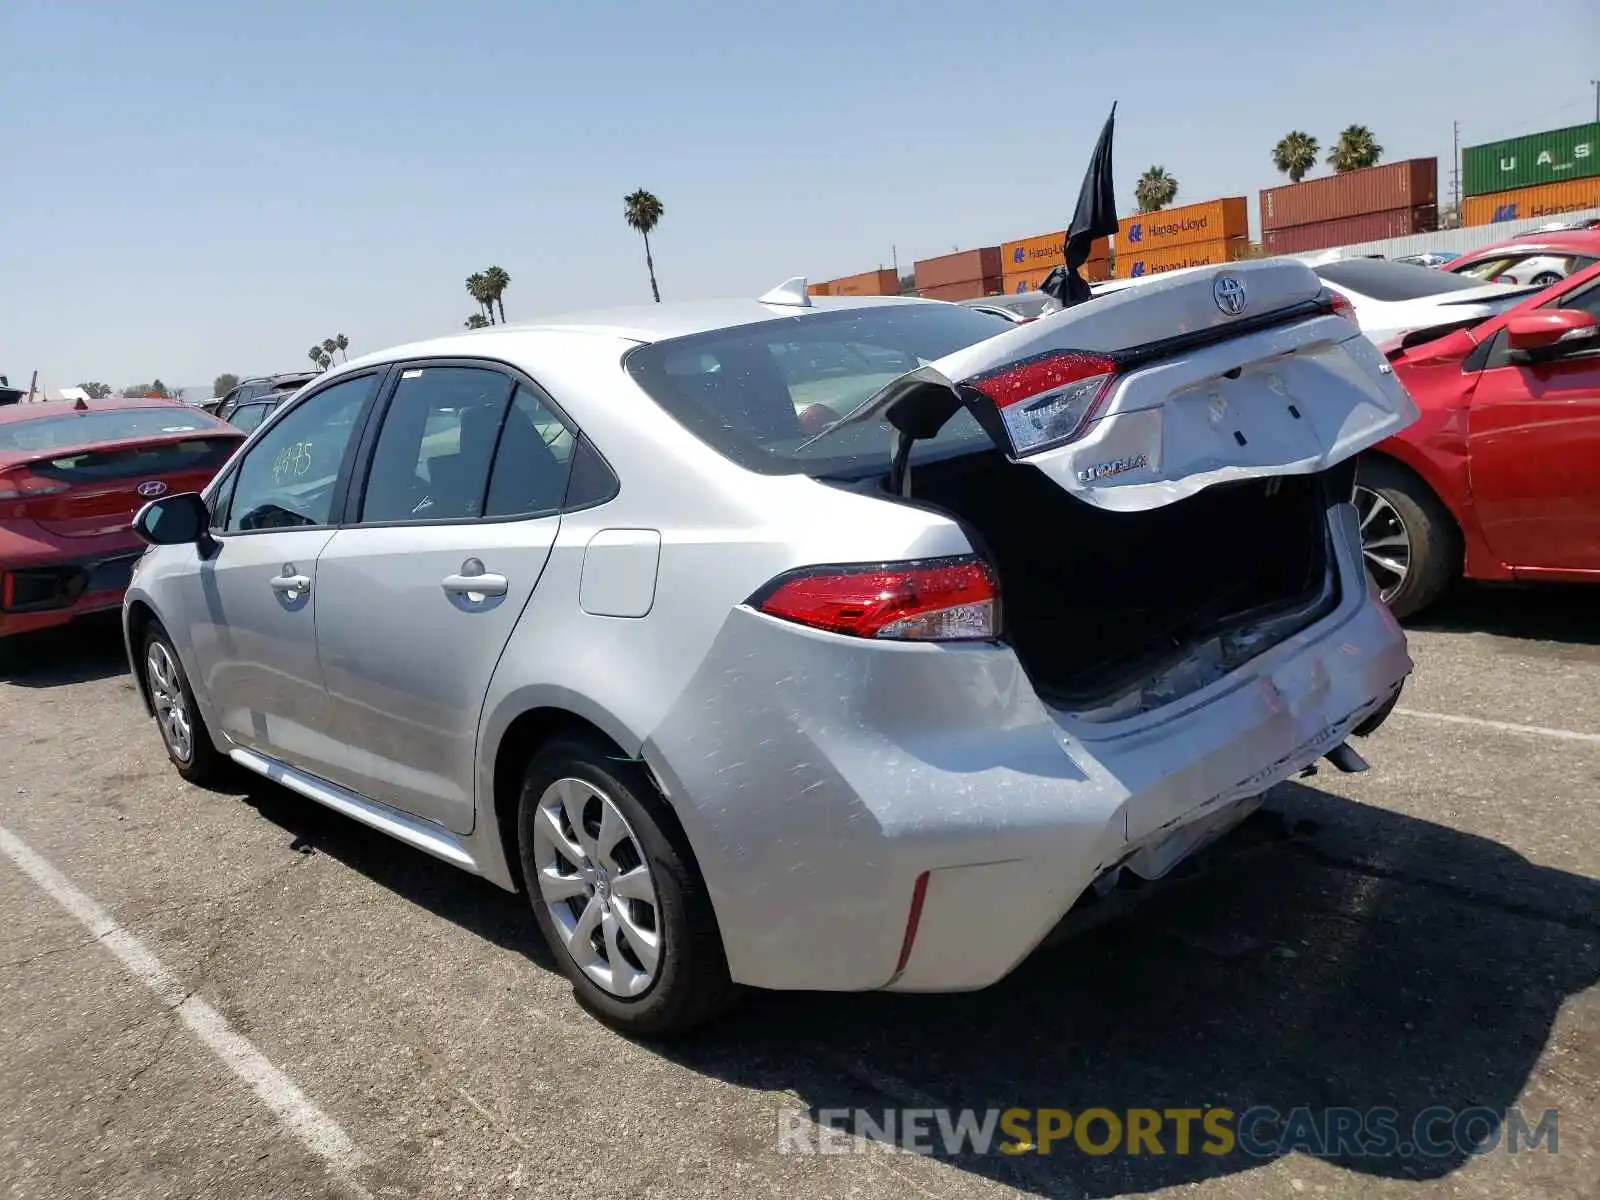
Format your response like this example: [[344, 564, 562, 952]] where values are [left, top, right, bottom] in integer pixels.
[[0, 406, 225, 453], [230, 402, 272, 433], [625, 304, 1013, 476], [483, 384, 576, 517], [359, 366, 515, 524]]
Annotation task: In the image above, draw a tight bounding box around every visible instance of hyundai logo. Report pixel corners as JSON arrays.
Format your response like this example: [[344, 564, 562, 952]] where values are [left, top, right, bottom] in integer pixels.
[[136, 480, 168, 498], [1212, 274, 1248, 316]]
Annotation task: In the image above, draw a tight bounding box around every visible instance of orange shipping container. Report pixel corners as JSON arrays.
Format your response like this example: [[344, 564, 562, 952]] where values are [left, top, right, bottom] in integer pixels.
[[1114, 237, 1248, 280], [915, 247, 1003, 291], [825, 268, 899, 296], [1000, 261, 1110, 295], [806, 282, 831, 296], [1462, 178, 1600, 227], [1116, 197, 1248, 256], [1001, 231, 1109, 273]]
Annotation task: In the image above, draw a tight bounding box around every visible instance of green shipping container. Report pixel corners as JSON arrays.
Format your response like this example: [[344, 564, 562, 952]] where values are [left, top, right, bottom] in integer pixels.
[[1462, 121, 1598, 198]]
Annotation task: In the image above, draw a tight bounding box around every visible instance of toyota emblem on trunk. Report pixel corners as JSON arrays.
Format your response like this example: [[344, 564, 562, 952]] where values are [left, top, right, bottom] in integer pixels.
[[136, 480, 168, 497], [1213, 274, 1248, 316]]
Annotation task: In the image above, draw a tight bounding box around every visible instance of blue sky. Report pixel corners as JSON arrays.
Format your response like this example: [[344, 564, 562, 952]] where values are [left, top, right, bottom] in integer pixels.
[[4, 0, 1597, 388]]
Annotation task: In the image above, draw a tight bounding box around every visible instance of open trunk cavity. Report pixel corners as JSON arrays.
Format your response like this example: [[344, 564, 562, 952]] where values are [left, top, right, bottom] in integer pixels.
[[907, 449, 1340, 708]]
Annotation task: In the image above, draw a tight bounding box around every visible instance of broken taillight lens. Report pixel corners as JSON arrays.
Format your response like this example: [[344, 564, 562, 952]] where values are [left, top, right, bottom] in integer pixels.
[[0, 467, 71, 502], [1329, 292, 1358, 323], [963, 352, 1117, 455], [751, 556, 999, 641]]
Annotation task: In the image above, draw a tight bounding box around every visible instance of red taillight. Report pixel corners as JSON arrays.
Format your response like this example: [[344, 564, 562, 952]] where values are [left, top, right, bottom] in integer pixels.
[[964, 352, 1117, 455], [752, 556, 999, 641], [0, 468, 71, 501], [1329, 292, 1358, 323]]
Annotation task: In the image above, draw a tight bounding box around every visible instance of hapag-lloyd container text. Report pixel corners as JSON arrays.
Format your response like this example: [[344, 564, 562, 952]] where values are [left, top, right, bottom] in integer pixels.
[[1000, 232, 1109, 273], [1116, 198, 1248, 255], [1463, 122, 1598, 198], [824, 268, 899, 296], [1114, 238, 1247, 279], [1260, 159, 1437, 231], [1462, 177, 1600, 226], [1000, 261, 1111, 295]]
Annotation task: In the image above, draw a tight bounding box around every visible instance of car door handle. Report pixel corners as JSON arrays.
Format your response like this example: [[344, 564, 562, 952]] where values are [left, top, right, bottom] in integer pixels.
[[442, 572, 508, 597], [270, 573, 311, 593]]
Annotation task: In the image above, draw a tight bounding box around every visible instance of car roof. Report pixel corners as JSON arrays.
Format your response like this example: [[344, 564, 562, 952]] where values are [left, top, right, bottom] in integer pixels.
[[0, 394, 187, 425], [338, 294, 932, 370], [1457, 229, 1600, 259]]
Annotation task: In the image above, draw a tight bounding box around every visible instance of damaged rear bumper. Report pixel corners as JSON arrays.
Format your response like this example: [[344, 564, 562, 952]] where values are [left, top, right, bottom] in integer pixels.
[[641, 506, 1410, 995]]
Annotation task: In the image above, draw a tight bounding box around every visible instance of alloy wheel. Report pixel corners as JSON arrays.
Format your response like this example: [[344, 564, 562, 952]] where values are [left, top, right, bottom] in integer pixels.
[[530, 777, 662, 998], [146, 642, 193, 763], [1354, 485, 1411, 603]]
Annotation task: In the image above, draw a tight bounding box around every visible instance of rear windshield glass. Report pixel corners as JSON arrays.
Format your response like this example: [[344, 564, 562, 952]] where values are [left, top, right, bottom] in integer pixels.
[[624, 304, 1014, 476], [1312, 258, 1500, 302], [0, 407, 226, 454]]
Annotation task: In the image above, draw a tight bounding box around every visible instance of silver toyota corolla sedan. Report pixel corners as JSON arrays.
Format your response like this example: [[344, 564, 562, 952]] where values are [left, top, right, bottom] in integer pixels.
[[124, 263, 1415, 1034]]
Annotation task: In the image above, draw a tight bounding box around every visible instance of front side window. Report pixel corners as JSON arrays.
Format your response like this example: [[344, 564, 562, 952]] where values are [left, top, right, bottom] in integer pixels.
[[223, 373, 377, 532], [359, 366, 515, 524]]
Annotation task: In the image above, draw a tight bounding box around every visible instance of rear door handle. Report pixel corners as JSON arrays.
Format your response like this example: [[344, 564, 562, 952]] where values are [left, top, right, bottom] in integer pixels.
[[270, 573, 311, 594], [442, 572, 508, 597]]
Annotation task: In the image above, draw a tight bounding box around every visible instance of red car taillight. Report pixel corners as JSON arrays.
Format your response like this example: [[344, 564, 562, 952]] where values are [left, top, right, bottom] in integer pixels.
[[1329, 292, 1358, 323], [0, 467, 70, 501], [963, 351, 1118, 455], [752, 555, 999, 641]]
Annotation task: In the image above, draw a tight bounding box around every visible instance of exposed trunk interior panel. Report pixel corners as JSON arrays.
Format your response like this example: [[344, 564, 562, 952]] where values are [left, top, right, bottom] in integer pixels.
[[904, 450, 1337, 706]]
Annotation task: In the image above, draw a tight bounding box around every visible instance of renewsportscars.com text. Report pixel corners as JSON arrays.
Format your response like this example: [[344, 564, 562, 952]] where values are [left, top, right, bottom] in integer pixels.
[[777, 1105, 1559, 1160]]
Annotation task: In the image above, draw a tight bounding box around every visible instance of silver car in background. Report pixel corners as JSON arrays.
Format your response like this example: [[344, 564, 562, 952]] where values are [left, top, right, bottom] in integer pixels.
[[124, 262, 1415, 1034]]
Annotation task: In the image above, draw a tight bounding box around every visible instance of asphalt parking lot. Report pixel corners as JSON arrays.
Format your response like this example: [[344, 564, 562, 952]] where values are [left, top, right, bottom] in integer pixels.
[[2, 586, 1595, 1200]]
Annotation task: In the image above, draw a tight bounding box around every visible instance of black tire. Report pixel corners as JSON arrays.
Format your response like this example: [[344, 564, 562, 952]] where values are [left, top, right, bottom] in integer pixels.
[[516, 736, 736, 1036], [1354, 457, 1460, 621], [1529, 271, 1562, 288], [141, 623, 232, 787]]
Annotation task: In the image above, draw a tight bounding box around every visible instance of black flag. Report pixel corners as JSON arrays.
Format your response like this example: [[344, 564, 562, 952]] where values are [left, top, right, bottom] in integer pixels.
[[1041, 102, 1119, 309]]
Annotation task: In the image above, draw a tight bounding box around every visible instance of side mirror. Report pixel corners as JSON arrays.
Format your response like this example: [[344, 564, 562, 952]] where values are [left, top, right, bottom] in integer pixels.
[[1505, 308, 1599, 354], [132, 492, 213, 547]]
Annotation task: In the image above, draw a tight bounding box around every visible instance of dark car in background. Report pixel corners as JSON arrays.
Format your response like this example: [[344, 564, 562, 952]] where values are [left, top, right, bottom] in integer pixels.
[[205, 371, 319, 428], [0, 396, 243, 643]]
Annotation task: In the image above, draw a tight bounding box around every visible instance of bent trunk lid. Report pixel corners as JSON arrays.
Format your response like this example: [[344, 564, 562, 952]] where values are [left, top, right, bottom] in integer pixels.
[[836, 260, 1419, 511]]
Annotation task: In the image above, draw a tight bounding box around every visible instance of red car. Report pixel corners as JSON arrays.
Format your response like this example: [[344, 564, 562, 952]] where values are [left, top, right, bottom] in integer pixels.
[[1446, 229, 1600, 289], [1, 396, 243, 642], [1355, 260, 1600, 617]]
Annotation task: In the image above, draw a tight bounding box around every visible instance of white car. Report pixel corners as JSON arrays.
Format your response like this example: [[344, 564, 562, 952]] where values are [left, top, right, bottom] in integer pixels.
[[1096, 259, 1536, 348], [124, 264, 1414, 1034], [1306, 257, 1540, 346]]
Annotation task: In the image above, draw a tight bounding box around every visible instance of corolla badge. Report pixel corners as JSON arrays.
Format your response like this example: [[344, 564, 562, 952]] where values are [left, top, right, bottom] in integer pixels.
[[1212, 274, 1248, 316], [136, 480, 168, 498]]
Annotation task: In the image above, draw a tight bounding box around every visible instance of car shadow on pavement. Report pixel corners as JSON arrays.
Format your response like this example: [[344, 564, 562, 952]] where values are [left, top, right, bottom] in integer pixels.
[[654, 782, 1599, 1197], [1410, 581, 1600, 647], [235, 780, 559, 971], [214, 771, 1596, 1198], [0, 615, 131, 687]]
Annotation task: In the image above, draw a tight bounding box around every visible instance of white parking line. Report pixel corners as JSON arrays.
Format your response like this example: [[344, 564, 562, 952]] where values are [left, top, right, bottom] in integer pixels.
[[0, 825, 371, 1198], [1394, 707, 1600, 746]]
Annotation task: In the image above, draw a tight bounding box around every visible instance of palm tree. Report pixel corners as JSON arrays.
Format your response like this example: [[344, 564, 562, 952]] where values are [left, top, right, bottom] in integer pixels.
[[1133, 166, 1178, 214], [1271, 131, 1320, 183], [1327, 125, 1384, 174], [334, 333, 349, 363], [623, 189, 665, 302], [309, 345, 329, 371], [466, 272, 493, 324], [321, 338, 338, 366], [483, 266, 510, 323], [465, 313, 490, 330]]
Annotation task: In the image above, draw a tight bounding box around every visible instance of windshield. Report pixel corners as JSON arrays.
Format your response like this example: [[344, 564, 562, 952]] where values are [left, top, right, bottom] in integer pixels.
[[0, 406, 227, 454], [624, 304, 1015, 475], [1313, 258, 1504, 302]]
